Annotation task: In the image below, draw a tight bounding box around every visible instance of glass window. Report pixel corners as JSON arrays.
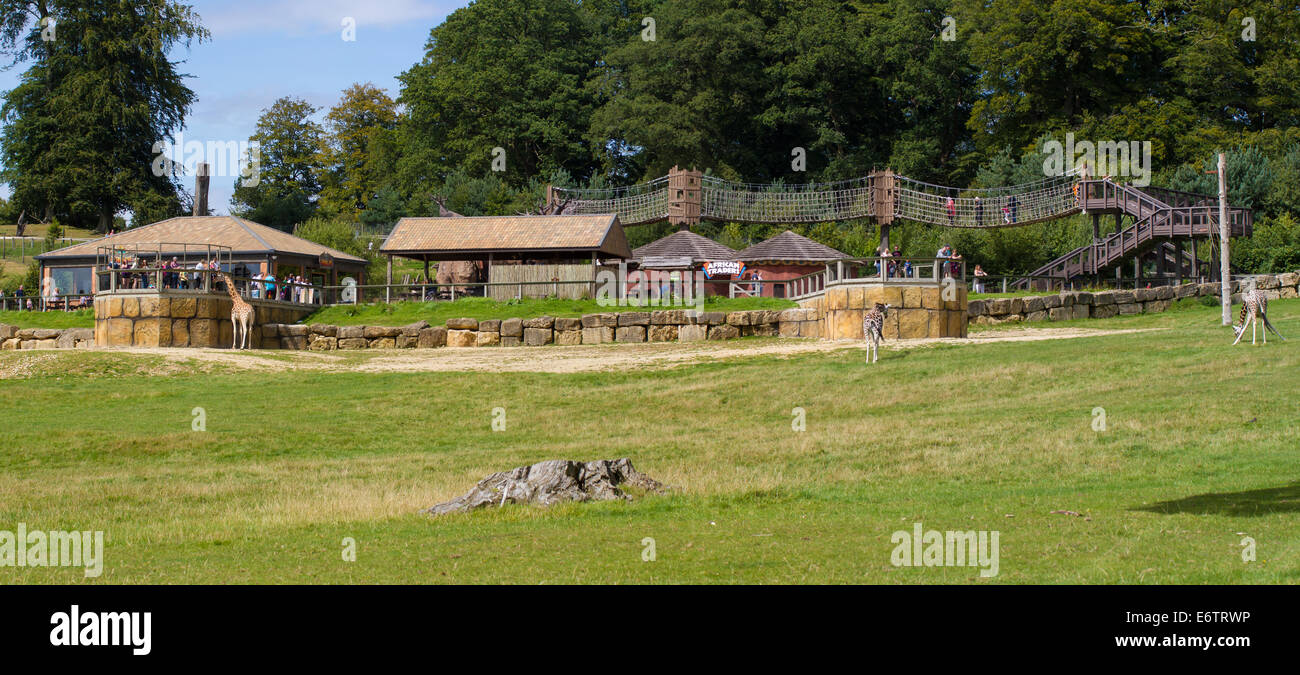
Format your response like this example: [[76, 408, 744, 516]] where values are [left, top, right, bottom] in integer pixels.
[[51, 267, 93, 296]]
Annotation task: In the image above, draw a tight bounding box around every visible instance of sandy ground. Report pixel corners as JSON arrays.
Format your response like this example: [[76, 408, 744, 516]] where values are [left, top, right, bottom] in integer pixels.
[[14, 325, 1161, 375]]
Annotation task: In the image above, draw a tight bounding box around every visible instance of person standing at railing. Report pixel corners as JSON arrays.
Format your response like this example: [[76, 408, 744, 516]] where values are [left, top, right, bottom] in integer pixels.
[[973, 264, 987, 293], [974, 196, 983, 226], [1007, 195, 1019, 224], [264, 272, 276, 301]]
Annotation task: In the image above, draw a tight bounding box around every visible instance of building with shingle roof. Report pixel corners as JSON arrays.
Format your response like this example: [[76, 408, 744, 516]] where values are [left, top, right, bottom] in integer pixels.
[[36, 216, 369, 297], [381, 214, 631, 261], [632, 230, 738, 267], [378, 214, 631, 300], [732, 230, 848, 264], [731, 230, 849, 299]]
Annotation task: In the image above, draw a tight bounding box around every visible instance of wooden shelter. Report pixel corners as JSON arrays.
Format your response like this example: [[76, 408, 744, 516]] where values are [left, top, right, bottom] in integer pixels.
[[36, 216, 368, 297], [732, 230, 848, 298]]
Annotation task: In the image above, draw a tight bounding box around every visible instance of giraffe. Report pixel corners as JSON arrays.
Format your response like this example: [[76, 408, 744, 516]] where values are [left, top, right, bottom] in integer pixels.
[[1232, 288, 1285, 346], [862, 302, 891, 363], [218, 272, 254, 349]]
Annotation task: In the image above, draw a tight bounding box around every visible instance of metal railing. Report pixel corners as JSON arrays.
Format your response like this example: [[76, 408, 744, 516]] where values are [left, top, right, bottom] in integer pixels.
[[0, 293, 94, 312], [787, 257, 968, 301], [95, 267, 325, 306]]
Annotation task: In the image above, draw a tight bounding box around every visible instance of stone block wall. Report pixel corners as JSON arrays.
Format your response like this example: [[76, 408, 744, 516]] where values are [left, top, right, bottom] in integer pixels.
[[260, 308, 825, 351], [969, 272, 1300, 326], [0, 325, 94, 350], [797, 283, 968, 340], [92, 292, 315, 347]]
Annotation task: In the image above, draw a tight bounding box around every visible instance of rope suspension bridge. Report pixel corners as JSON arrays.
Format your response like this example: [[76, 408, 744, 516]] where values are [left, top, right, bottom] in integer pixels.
[[548, 166, 1253, 285], [550, 166, 1085, 228]]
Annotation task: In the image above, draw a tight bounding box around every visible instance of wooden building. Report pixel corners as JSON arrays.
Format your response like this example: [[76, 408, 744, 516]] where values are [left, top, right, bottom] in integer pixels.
[[732, 230, 848, 298], [631, 230, 739, 296], [36, 216, 368, 298], [379, 214, 632, 300]]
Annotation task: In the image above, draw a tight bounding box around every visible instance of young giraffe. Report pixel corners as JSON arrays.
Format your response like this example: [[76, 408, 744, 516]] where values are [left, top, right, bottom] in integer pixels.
[[862, 302, 891, 363], [1232, 288, 1285, 346], [218, 272, 255, 349]]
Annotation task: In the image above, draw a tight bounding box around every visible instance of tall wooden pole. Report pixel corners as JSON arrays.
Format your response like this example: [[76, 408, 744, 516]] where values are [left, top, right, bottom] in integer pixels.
[[1217, 153, 1230, 325], [193, 163, 210, 216]]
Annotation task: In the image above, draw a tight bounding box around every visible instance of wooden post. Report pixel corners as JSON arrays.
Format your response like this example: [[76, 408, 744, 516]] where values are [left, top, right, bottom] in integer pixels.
[[1217, 153, 1230, 325], [1190, 238, 1199, 279], [386, 255, 392, 304], [193, 163, 210, 216], [1175, 241, 1184, 286]]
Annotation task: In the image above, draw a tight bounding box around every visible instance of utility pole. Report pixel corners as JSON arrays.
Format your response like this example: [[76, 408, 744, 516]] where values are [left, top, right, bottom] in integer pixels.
[[1216, 153, 1230, 325]]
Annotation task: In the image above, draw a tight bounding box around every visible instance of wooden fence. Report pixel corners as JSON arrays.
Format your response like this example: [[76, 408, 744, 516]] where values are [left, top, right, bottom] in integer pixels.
[[487, 263, 601, 300]]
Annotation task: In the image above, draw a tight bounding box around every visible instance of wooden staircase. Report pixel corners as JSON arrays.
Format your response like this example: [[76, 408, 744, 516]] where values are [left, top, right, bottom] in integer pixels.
[[1016, 181, 1252, 287]]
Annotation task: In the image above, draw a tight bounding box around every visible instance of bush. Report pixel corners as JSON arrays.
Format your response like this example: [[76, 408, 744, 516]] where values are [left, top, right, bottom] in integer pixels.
[[1236, 213, 1300, 274]]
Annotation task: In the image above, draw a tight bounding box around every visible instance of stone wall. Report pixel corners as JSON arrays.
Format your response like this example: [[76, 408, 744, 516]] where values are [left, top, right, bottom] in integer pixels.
[[261, 308, 825, 350], [797, 284, 968, 340], [93, 292, 315, 347], [0, 325, 94, 350], [969, 272, 1300, 326]]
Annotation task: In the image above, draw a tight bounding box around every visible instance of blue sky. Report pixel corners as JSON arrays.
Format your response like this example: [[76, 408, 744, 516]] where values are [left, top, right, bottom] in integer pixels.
[[0, 0, 472, 215]]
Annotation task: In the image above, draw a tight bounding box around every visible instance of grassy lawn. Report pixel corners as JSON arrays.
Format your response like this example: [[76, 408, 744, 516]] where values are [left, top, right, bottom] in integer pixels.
[[0, 300, 1296, 584], [0, 308, 94, 329], [302, 295, 797, 326]]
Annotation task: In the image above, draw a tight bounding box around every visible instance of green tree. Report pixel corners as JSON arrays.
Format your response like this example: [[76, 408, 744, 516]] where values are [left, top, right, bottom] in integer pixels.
[[318, 83, 399, 218], [396, 0, 604, 191], [230, 96, 325, 230], [0, 0, 208, 231]]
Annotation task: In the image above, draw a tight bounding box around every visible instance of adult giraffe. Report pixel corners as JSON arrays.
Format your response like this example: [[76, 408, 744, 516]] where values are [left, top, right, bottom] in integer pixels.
[[217, 272, 254, 349]]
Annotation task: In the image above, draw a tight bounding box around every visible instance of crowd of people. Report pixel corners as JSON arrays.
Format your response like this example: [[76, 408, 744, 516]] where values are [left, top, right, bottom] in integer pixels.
[[246, 271, 314, 303], [105, 255, 224, 290]]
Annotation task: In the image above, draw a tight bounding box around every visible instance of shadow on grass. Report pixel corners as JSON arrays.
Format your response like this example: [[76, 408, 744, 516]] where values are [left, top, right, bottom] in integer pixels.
[[1135, 482, 1300, 516]]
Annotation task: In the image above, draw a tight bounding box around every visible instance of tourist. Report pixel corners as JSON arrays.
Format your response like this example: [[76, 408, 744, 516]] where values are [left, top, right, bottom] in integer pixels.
[[264, 272, 276, 300], [1008, 195, 1019, 223], [973, 264, 988, 293], [974, 196, 983, 225], [946, 196, 956, 226], [752, 269, 764, 296], [947, 249, 963, 278]]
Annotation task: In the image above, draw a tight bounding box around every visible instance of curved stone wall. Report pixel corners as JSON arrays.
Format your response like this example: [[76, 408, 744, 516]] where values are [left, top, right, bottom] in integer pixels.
[[93, 292, 315, 348], [797, 284, 968, 340]]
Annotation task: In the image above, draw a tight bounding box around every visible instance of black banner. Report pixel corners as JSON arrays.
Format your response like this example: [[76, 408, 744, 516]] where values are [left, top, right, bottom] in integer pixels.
[[0, 585, 1289, 664]]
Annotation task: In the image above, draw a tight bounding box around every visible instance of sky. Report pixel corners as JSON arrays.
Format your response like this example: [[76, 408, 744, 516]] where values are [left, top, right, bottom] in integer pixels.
[[0, 0, 472, 215]]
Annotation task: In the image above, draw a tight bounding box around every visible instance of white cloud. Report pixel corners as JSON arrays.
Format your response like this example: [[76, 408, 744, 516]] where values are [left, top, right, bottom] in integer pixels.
[[200, 0, 461, 38]]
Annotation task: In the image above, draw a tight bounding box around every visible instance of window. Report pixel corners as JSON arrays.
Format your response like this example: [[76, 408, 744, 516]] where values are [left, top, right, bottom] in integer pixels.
[[51, 267, 92, 296]]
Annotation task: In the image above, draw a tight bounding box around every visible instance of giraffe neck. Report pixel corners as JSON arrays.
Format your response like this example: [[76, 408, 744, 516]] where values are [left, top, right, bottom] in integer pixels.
[[222, 277, 247, 306]]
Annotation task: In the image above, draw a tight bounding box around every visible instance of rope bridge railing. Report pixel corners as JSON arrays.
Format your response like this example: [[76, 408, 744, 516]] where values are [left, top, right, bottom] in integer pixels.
[[698, 176, 874, 223], [552, 167, 1168, 229], [552, 177, 669, 224], [892, 170, 1081, 228]]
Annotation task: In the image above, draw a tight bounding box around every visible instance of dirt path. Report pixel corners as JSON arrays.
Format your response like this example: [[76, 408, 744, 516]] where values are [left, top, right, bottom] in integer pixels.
[[59, 325, 1161, 375]]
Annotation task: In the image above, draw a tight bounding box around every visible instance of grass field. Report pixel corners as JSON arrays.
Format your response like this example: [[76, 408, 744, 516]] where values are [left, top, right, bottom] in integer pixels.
[[0, 225, 97, 277], [0, 309, 93, 329], [1, 299, 1296, 584]]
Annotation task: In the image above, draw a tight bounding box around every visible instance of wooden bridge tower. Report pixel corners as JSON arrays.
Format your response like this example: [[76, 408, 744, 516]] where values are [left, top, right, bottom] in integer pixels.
[[873, 169, 896, 254], [667, 165, 702, 229]]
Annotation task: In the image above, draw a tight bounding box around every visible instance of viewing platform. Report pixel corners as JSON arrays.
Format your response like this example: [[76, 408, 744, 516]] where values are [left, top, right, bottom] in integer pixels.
[[788, 257, 968, 340]]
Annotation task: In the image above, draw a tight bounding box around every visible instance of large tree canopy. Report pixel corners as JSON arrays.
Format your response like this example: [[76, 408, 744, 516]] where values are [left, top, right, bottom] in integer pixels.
[[0, 0, 207, 230]]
